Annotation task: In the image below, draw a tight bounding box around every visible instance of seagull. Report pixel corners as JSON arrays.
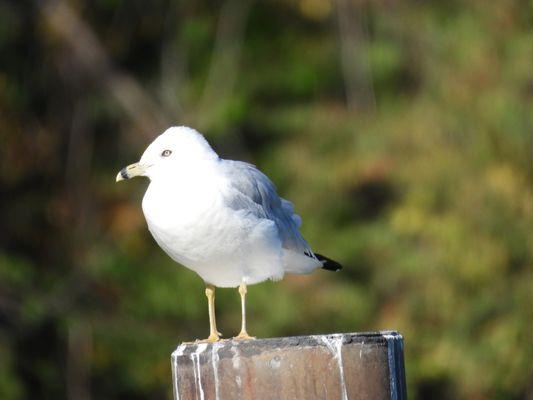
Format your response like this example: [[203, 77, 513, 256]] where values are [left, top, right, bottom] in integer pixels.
[[116, 126, 342, 342]]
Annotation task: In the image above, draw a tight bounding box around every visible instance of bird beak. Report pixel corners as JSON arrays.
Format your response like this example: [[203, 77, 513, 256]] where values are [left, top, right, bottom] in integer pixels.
[[116, 162, 146, 182]]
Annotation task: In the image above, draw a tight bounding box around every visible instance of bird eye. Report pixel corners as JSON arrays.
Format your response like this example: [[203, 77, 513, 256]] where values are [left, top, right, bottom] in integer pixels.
[[161, 150, 172, 157]]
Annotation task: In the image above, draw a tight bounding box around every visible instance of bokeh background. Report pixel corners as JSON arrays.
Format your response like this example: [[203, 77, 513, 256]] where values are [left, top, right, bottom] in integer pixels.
[[1, 0, 532, 399]]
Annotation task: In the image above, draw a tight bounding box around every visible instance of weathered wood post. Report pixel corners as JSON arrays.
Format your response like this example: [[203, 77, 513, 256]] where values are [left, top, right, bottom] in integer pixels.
[[171, 331, 407, 400]]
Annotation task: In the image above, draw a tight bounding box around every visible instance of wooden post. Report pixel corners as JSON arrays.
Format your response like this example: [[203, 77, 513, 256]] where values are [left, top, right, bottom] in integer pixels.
[[171, 331, 407, 400]]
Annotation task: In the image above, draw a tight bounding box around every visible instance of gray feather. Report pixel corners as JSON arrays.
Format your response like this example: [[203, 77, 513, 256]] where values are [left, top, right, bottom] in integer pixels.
[[221, 160, 314, 257]]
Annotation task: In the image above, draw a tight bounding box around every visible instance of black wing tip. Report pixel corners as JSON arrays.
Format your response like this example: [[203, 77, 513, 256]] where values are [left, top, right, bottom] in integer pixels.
[[315, 253, 343, 272]]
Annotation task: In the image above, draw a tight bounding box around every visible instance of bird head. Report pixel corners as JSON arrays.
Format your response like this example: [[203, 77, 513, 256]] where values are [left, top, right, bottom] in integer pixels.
[[116, 126, 218, 182]]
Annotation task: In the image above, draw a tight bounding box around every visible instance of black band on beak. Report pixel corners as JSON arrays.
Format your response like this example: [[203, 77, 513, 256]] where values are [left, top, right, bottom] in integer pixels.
[[120, 168, 129, 180], [116, 162, 145, 182]]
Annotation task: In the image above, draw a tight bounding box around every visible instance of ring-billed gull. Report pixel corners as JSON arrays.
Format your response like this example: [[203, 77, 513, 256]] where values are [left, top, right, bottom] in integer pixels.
[[116, 126, 342, 341]]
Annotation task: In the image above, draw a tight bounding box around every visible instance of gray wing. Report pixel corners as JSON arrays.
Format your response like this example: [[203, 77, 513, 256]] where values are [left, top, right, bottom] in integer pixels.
[[221, 160, 314, 257]]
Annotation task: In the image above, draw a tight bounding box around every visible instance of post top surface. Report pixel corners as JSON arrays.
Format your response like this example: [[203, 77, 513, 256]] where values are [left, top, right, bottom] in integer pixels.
[[172, 330, 403, 358]]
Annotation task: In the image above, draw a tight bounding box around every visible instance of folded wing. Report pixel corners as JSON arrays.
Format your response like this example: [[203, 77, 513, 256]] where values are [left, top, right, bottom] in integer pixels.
[[221, 160, 316, 261]]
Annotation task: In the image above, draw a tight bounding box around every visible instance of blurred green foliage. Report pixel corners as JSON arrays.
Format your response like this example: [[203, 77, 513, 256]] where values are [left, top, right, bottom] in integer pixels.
[[0, 0, 532, 399]]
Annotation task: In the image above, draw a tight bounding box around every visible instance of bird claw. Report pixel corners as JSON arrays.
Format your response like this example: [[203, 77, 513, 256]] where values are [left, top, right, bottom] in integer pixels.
[[196, 333, 222, 343], [233, 331, 255, 341]]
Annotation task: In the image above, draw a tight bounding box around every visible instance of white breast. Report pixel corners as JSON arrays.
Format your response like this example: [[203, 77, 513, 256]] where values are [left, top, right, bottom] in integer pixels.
[[142, 177, 222, 263], [141, 179, 284, 287]]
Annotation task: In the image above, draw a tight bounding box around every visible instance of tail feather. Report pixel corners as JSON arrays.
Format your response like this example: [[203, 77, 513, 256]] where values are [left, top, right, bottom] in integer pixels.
[[315, 253, 343, 272]]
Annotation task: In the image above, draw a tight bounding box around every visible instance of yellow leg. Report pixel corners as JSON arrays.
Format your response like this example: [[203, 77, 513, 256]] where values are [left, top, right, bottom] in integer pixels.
[[200, 284, 221, 342], [234, 282, 255, 340]]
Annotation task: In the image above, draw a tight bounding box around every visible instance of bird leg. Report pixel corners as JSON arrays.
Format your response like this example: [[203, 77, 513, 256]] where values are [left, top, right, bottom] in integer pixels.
[[201, 284, 221, 342], [234, 282, 255, 340]]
